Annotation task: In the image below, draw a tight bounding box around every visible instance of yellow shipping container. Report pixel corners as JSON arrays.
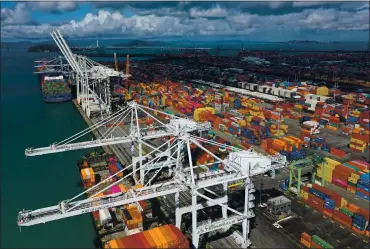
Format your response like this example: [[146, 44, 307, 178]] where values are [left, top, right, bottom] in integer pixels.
[[324, 157, 341, 166], [341, 198, 348, 207], [347, 188, 356, 194], [81, 168, 94, 180], [350, 138, 365, 144], [348, 177, 358, 184], [303, 191, 308, 200]]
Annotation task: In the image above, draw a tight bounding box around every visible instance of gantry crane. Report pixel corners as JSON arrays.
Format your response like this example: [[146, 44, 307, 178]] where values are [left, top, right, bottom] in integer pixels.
[[288, 154, 326, 197], [50, 29, 130, 118], [19, 102, 287, 249]]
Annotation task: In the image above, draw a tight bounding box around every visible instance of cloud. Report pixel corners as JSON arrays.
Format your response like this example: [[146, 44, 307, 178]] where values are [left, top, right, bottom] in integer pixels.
[[27, 2, 78, 13], [189, 5, 229, 18], [1, 3, 369, 41], [1, 3, 32, 26]]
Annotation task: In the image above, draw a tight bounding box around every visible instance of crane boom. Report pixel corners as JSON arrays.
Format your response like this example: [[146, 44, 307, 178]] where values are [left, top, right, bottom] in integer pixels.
[[25, 130, 174, 157], [18, 181, 187, 226]]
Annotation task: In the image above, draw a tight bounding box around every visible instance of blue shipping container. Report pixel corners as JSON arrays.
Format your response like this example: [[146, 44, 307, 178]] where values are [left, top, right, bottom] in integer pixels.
[[352, 222, 366, 231], [116, 162, 123, 171], [352, 214, 367, 225], [360, 173, 370, 181], [356, 191, 370, 201], [357, 183, 370, 193], [358, 180, 370, 188], [309, 188, 325, 200], [324, 198, 335, 210]]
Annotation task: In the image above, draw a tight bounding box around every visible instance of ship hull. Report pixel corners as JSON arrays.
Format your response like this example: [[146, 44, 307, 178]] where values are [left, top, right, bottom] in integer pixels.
[[43, 93, 72, 103]]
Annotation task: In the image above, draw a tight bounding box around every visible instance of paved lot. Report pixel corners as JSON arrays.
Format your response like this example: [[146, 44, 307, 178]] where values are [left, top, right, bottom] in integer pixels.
[[279, 198, 369, 249]]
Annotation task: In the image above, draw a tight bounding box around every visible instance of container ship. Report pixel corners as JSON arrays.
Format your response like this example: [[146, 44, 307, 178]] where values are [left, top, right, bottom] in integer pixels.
[[41, 75, 72, 103], [35, 57, 74, 102]]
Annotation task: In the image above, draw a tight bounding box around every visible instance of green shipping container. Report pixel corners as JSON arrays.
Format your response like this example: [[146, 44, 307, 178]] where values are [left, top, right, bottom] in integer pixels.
[[347, 181, 357, 187], [339, 207, 353, 217], [311, 235, 334, 249], [343, 163, 360, 172]]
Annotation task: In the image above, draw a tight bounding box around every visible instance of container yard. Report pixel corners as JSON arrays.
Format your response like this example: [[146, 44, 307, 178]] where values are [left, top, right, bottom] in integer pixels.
[[19, 29, 370, 249]]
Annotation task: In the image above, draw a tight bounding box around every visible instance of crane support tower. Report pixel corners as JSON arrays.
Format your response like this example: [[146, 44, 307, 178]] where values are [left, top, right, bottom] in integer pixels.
[[19, 101, 287, 248], [50, 29, 130, 118]]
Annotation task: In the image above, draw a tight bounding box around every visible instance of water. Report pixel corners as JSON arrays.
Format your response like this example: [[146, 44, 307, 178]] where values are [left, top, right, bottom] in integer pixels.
[[1, 50, 96, 248]]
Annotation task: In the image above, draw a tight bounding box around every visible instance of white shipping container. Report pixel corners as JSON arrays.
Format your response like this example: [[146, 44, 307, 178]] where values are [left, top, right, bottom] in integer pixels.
[[265, 86, 272, 94], [258, 86, 266, 93], [99, 209, 112, 226]]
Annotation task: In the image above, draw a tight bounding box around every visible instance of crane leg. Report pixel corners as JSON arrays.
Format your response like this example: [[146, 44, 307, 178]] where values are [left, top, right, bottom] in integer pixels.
[[243, 180, 251, 248], [192, 192, 199, 249], [175, 191, 181, 228], [222, 183, 228, 219]]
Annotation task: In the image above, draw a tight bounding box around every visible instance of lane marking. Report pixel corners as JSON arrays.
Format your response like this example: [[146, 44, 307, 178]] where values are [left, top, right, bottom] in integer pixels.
[[351, 233, 357, 236], [363, 240, 368, 244], [340, 226, 344, 229], [336, 240, 340, 243]]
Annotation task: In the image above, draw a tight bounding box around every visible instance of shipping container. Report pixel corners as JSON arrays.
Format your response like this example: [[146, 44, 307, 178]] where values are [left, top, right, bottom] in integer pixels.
[[307, 193, 324, 212]]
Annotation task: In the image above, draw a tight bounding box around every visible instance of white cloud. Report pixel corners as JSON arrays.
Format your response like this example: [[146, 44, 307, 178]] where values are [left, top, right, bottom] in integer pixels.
[[1, 3, 31, 26], [268, 2, 285, 9], [189, 5, 229, 18], [27, 2, 78, 13], [1, 4, 369, 41]]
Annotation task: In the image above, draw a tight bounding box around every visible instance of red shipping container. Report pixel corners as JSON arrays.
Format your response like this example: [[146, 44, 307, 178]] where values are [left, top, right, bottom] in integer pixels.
[[312, 183, 331, 196], [333, 210, 352, 229], [335, 164, 355, 174], [357, 187, 370, 196], [352, 133, 369, 143], [332, 171, 350, 181], [330, 192, 342, 207], [330, 147, 346, 158], [347, 161, 368, 171], [302, 185, 310, 192], [358, 208, 370, 221], [92, 211, 99, 220], [137, 233, 150, 248], [307, 193, 324, 212]]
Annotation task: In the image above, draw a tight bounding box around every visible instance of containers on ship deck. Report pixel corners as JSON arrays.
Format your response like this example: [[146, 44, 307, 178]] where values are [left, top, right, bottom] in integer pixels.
[[81, 168, 95, 188], [106, 224, 189, 249]]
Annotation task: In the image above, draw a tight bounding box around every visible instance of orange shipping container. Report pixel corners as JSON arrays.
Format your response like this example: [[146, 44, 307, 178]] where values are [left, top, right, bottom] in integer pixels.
[[138, 232, 151, 248], [148, 229, 162, 248], [352, 225, 366, 235], [346, 204, 360, 213], [161, 225, 180, 248], [300, 239, 311, 248], [155, 227, 169, 248], [301, 232, 311, 242], [143, 231, 157, 249]]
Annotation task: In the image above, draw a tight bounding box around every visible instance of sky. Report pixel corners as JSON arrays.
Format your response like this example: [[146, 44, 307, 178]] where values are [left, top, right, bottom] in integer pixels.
[[1, 1, 369, 42]]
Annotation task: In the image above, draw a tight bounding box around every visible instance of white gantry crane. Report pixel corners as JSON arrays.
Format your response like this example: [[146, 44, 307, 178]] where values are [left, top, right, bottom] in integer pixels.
[[19, 102, 287, 248], [50, 29, 130, 118]]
